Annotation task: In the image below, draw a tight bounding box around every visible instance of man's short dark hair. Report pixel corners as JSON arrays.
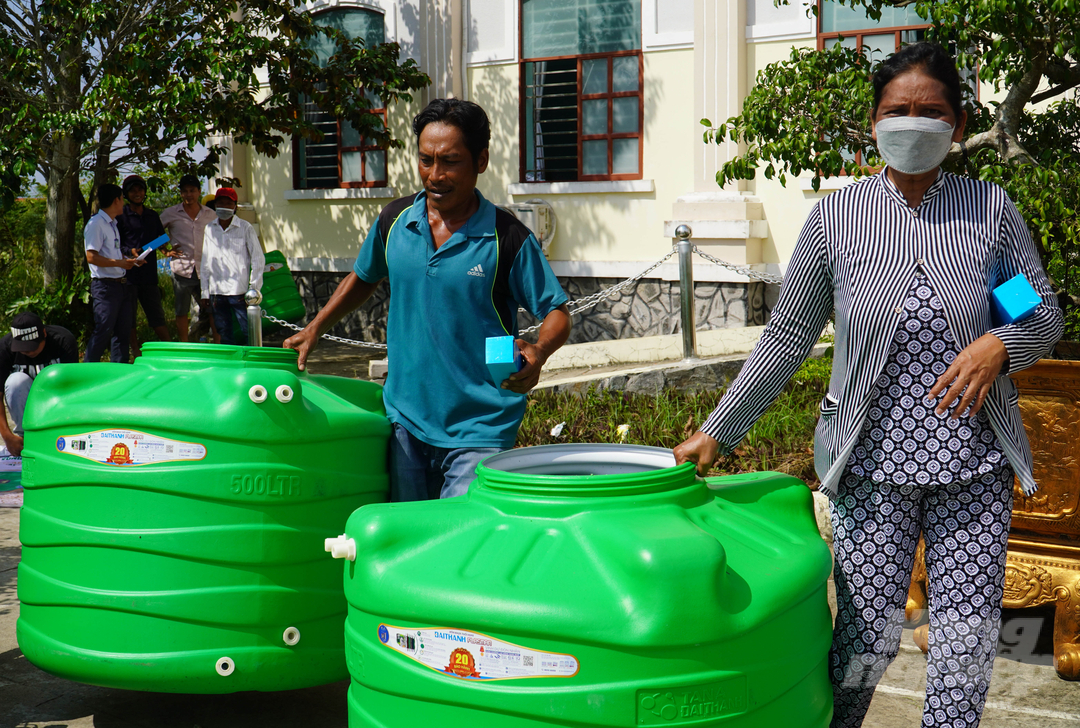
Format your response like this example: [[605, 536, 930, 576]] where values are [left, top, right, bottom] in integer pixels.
[[98, 184, 123, 210], [178, 174, 201, 190], [412, 99, 491, 167]]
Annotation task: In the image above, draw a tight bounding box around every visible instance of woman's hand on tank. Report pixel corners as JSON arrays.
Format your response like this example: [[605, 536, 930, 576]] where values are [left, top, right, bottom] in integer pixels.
[[927, 333, 1009, 419], [674, 431, 720, 477], [503, 340, 546, 393], [283, 326, 321, 371]]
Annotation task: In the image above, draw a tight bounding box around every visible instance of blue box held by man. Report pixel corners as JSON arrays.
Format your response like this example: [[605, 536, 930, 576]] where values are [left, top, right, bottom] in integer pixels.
[[486, 336, 521, 395]]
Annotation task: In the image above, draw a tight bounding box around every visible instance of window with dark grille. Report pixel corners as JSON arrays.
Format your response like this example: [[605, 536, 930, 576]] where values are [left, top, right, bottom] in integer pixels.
[[295, 8, 387, 189], [520, 0, 642, 183]]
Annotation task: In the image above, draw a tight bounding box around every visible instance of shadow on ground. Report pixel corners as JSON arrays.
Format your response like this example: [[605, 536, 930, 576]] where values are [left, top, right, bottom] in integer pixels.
[[0, 642, 348, 728]]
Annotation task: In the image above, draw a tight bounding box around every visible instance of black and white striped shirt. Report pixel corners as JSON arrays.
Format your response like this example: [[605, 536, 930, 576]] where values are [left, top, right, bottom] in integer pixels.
[[699, 169, 1064, 499]]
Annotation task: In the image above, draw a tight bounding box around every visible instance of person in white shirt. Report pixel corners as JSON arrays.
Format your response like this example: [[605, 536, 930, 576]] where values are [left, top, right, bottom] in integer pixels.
[[200, 187, 264, 345], [84, 183, 144, 362], [160, 175, 218, 342]]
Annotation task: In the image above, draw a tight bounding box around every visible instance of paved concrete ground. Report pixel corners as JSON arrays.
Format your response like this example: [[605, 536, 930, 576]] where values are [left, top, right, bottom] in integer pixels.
[[2, 504, 1078, 727]]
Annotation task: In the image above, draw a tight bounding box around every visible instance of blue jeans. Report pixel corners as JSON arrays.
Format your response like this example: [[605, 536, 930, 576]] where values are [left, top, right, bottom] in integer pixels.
[[388, 423, 500, 501], [211, 294, 248, 345]]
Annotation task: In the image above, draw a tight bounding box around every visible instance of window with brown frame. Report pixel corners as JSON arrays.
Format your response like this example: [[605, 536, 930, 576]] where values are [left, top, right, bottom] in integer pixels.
[[294, 8, 388, 189], [520, 0, 643, 182]]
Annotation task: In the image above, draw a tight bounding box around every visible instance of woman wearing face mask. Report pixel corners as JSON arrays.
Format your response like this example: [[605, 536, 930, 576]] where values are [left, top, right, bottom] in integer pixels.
[[199, 187, 265, 345], [675, 42, 1062, 727]]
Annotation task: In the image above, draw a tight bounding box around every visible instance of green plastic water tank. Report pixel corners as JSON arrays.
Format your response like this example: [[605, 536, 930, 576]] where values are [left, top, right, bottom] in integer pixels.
[[330, 444, 833, 726], [261, 250, 306, 334], [17, 343, 390, 693]]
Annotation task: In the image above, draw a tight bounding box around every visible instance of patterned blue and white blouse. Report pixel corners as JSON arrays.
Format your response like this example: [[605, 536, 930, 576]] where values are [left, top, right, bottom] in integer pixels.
[[699, 168, 1063, 499], [846, 272, 1006, 486]]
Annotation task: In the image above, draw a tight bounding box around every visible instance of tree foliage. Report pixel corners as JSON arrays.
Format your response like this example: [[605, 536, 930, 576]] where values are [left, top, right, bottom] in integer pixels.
[[705, 0, 1080, 333], [0, 0, 430, 284]]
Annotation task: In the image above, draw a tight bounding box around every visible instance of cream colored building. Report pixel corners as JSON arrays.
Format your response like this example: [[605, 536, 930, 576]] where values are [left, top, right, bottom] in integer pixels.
[[226, 0, 928, 342]]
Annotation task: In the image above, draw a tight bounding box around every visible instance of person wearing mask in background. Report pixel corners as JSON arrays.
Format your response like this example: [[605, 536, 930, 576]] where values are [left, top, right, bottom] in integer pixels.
[[160, 175, 217, 342], [674, 43, 1062, 728], [85, 183, 144, 363], [117, 174, 170, 356], [0, 312, 78, 456], [200, 187, 264, 345]]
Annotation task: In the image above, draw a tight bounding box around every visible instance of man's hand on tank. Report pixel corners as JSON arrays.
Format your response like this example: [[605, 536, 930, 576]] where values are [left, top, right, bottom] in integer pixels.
[[674, 431, 719, 477], [504, 340, 546, 393], [2, 432, 24, 457], [283, 327, 319, 371]]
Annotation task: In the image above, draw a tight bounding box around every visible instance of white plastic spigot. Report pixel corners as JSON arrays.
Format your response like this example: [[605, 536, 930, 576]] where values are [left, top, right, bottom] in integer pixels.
[[324, 534, 356, 561]]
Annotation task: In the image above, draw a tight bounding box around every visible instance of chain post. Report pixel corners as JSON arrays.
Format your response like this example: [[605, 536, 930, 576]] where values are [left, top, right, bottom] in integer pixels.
[[675, 225, 698, 362], [245, 289, 263, 347]]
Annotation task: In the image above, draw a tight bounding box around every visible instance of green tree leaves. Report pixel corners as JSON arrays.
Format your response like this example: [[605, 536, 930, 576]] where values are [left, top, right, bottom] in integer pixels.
[[0, 1, 430, 283]]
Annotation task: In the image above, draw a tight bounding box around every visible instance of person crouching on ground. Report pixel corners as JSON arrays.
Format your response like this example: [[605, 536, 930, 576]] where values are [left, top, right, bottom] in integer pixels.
[[0, 312, 79, 456]]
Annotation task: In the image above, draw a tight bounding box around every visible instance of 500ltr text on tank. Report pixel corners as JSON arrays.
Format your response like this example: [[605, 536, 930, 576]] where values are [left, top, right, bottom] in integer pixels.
[[229, 472, 302, 497]]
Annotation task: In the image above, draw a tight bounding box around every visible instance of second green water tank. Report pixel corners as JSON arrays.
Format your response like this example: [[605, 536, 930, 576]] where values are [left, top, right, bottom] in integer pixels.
[[332, 444, 834, 726], [17, 343, 390, 693]]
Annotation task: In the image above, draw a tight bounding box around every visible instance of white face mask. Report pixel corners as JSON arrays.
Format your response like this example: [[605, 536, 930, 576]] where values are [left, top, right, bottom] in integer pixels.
[[874, 116, 955, 175], [215, 207, 235, 221]]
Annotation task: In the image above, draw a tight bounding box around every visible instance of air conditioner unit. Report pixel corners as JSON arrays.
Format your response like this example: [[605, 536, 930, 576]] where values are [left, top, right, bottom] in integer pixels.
[[503, 198, 557, 257]]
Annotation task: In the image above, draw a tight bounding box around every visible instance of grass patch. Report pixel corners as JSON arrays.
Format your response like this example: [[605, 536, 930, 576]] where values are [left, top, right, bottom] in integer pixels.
[[517, 354, 831, 486]]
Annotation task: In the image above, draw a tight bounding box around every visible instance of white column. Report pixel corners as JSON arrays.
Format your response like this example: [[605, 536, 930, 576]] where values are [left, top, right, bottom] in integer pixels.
[[693, 0, 747, 193]]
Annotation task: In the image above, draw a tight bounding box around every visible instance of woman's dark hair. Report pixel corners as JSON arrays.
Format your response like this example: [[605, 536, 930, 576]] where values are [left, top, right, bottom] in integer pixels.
[[97, 183, 123, 210], [872, 42, 964, 120], [412, 99, 491, 167]]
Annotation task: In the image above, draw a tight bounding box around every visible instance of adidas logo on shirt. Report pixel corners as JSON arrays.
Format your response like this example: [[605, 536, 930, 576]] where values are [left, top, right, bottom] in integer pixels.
[[467, 264, 485, 278]]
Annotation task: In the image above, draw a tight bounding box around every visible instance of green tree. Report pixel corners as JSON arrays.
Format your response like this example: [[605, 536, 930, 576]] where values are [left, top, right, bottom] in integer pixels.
[[0, 1, 429, 285], [705, 0, 1080, 326]]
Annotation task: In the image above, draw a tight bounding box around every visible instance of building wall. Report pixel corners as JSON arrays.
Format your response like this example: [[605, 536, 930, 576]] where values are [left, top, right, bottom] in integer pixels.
[[468, 48, 698, 267]]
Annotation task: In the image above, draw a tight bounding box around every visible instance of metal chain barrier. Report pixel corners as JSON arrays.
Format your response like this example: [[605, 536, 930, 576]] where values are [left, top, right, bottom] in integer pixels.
[[260, 311, 388, 350], [259, 245, 783, 348], [517, 249, 678, 335], [691, 245, 785, 285]]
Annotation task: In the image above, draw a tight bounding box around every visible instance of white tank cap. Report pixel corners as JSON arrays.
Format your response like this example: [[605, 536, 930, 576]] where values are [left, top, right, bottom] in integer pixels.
[[324, 535, 356, 561]]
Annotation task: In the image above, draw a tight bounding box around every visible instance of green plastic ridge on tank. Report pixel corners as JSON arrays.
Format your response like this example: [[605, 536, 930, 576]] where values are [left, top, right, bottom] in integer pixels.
[[17, 342, 390, 693], [335, 444, 834, 727]]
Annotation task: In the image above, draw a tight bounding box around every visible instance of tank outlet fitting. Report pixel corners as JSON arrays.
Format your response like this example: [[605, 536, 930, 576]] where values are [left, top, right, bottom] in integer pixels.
[[324, 535, 356, 561], [215, 656, 235, 676], [249, 385, 268, 403], [275, 385, 294, 403], [283, 626, 301, 646]]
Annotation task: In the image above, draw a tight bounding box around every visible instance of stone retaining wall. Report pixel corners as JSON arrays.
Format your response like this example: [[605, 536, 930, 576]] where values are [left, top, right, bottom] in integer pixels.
[[292, 272, 779, 345]]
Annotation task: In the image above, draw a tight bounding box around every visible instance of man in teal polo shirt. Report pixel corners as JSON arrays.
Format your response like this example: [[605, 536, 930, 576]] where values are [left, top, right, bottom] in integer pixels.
[[285, 99, 571, 501]]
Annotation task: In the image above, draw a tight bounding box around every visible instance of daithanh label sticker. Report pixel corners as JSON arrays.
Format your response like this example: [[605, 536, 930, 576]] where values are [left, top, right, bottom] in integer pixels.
[[377, 624, 579, 681], [55, 429, 206, 466]]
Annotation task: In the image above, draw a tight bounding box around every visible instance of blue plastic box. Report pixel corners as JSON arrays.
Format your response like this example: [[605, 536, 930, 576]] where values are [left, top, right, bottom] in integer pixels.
[[992, 273, 1041, 325], [486, 336, 521, 394]]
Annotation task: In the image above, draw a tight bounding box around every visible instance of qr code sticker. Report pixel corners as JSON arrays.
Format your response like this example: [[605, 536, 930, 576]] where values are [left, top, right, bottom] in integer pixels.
[[522, 656, 534, 667]]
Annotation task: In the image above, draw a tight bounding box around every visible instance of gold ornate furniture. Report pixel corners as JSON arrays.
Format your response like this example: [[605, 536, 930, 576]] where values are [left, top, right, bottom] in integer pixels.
[[906, 360, 1080, 680]]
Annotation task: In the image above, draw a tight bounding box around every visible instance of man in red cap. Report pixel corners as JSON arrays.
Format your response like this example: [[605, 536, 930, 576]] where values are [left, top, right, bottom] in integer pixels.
[[200, 187, 264, 345], [117, 174, 170, 355], [0, 312, 78, 456]]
